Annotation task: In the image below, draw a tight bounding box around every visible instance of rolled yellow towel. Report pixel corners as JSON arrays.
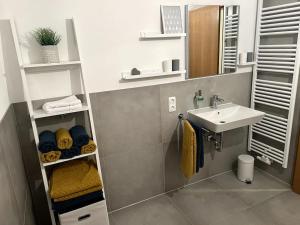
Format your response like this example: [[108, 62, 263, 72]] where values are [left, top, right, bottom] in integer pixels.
[[40, 151, 61, 163], [56, 128, 73, 150], [81, 139, 97, 154]]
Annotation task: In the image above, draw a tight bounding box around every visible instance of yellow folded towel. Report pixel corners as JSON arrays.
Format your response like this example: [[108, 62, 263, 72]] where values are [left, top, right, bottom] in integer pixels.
[[50, 160, 102, 201], [180, 120, 197, 179], [56, 128, 73, 150], [40, 151, 61, 163], [81, 139, 97, 154]]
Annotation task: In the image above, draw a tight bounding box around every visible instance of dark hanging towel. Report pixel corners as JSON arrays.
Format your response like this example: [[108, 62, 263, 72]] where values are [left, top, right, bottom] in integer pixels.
[[190, 121, 204, 172]]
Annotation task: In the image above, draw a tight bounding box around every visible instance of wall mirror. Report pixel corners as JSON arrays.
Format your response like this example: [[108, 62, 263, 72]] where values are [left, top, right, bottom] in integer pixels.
[[185, 5, 240, 79]]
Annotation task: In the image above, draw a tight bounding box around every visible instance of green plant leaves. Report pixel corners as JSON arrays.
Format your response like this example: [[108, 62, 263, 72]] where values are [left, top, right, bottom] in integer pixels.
[[33, 28, 61, 46]]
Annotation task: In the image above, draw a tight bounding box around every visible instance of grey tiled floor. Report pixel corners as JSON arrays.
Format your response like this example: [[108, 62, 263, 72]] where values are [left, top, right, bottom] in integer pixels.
[[109, 169, 300, 225]]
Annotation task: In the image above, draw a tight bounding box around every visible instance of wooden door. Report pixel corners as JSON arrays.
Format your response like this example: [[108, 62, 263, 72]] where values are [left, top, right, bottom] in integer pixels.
[[189, 6, 220, 78], [293, 134, 300, 194]]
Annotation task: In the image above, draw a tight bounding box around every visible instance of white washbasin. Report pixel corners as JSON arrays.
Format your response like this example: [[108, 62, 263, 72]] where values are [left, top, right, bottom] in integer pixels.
[[188, 103, 265, 133]]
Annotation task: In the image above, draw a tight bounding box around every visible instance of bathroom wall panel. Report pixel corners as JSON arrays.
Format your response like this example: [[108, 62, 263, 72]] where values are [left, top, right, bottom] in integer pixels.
[[13, 102, 52, 225], [90, 86, 164, 210], [13, 101, 91, 225], [100, 144, 164, 211], [0, 138, 21, 225], [92, 72, 252, 208], [1, 0, 258, 102], [160, 73, 252, 190], [14, 72, 253, 213], [0, 106, 35, 225], [90, 86, 162, 158], [0, 106, 28, 215]]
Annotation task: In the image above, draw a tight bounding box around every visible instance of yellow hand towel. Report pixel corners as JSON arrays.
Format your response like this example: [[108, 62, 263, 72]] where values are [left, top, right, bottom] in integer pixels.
[[40, 151, 61, 163], [81, 139, 97, 154], [56, 128, 73, 150], [50, 160, 102, 201], [180, 120, 197, 179]]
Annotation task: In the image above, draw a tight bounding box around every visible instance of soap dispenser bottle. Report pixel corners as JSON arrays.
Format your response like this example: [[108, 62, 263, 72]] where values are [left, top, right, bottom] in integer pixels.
[[194, 90, 204, 108]]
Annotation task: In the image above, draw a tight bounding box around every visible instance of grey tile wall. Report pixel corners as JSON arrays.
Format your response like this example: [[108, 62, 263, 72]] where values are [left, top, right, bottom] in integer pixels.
[[13, 102, 89, 225], [14, 72, 254, 215], [159, 73, 252, 190], [90, 86, 164, 210], [91, 72, 253, 210], [0, 106, 35, 225]]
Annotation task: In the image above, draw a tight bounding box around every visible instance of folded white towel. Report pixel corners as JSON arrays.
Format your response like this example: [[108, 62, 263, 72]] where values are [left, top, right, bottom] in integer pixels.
[[43, 103, 83, 113], [42, 95, 82, 113]]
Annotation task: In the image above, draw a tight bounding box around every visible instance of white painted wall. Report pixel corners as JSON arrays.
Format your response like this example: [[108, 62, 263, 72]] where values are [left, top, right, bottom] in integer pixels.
[[0, 0, 257, 102], [0, 76, 10, 120], [0, 32, 10, 120]]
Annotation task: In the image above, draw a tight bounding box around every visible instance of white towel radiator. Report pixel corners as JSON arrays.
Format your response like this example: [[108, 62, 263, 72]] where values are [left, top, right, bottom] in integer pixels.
[[222, 5, 240, 72], [249, 0, 300, 168]]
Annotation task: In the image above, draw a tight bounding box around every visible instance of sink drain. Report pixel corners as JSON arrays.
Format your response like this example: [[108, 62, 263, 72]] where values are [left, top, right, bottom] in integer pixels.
[[219, 121, 226, 123]]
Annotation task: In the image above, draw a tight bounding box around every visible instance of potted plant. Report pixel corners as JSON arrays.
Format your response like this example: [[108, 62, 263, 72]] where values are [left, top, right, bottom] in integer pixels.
[[33, 28, 61, 63]]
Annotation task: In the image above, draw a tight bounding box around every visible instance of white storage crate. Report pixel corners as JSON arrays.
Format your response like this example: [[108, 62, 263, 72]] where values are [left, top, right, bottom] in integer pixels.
[[58, 201, 109, 225]]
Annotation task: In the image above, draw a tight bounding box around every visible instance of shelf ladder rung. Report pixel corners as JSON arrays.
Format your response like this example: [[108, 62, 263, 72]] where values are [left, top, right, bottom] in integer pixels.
[[22, 61, 81, 71], [33, 104, 89, 119], [42, 152, 97, 167]]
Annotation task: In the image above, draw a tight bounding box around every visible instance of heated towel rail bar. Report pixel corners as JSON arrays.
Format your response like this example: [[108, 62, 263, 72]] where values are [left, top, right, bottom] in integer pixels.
[[249, 0, 300, 168], [222, 6, 240, 71]]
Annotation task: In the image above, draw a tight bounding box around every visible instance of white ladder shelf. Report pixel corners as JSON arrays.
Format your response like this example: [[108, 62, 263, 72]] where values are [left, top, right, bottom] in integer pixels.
[[8, 18, 110, 225]]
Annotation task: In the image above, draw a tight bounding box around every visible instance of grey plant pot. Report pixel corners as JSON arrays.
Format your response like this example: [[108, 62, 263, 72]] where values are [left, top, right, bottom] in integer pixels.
[[41, 45, 60, 63]]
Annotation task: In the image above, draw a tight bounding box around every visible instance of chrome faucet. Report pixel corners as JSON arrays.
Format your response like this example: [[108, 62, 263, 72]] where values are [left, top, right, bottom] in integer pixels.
[[210, 95, 224, 109]]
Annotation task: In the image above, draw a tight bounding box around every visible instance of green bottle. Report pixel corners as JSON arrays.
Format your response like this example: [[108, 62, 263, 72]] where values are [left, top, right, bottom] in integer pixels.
[[194, 90, 204, 108]]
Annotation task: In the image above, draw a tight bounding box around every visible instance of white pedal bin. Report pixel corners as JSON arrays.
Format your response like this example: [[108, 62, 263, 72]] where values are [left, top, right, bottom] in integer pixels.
[[238, 154, 254, 182]]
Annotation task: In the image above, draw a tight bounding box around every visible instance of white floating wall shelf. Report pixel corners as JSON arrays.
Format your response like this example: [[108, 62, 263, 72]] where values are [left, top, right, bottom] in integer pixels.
[[32, 104, 89, 119], [139, 32, 186, 39], [43, 151, 97, 167], [22, 61, 81, 72], [121, 69, 186, 80]]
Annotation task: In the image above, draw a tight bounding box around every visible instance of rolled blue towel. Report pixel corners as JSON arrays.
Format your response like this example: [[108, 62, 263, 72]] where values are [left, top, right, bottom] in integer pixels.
[[69, 125, 89, 147], [38, 130, 57, 153], [60, 146, 81, 159]]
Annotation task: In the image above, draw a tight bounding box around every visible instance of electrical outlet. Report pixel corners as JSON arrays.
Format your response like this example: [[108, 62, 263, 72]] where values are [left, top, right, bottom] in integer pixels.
[[169, 97, 176, 112]]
